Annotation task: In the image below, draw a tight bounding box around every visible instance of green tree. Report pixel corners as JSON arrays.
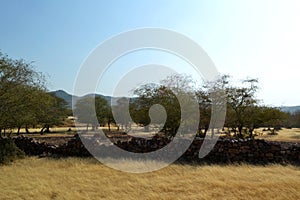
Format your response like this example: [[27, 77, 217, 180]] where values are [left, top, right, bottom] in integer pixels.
[[95, 96, 112, 129], [0, 52, 46, 136], [226, 78, 259, 137], [260, 107, 287, 134], [196, 75, 228, 137], [286, 111, 300, 128], [74, 96, 111, 131], [113, 97, 132, 130], [132, 74, 196, 136], [243, 105, 264, 138], [37, 93, 68, 134]]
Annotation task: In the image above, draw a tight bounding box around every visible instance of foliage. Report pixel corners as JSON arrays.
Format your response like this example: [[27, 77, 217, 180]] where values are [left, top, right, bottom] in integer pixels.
[[196, 74, 228, 137], [0, 138, 24, 164], [37, 93, 68, 133], [112, 97, 131, 130], [0, 52, 67, 135], [260, 106, 287, 134], [0, 51, 292, 138], [74, 96, 112, 130], [0, 53, 43, 133], [131, 84, 181, 135], [286, 111, 300, 128], [225, 78, 259, 137], [130, 74, 291, 138], [131, 74, 197, 136]]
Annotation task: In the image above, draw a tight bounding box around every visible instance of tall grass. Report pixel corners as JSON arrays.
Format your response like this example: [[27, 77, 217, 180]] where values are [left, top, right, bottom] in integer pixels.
[[0, 157, 299, 199]]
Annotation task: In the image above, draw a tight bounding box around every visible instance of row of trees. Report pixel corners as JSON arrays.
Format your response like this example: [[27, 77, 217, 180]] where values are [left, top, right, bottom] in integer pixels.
[[74, 74, 289, 138], [1, 51, 291, 139], [286, 111, 300, 128], [0, 53, 67, 136], [73, 96, 114, 131]]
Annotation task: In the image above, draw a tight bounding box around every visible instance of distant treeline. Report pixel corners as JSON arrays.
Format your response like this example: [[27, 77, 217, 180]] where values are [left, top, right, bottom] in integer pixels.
[[74, 74, 293, 139], [1, 52, 298, 139]]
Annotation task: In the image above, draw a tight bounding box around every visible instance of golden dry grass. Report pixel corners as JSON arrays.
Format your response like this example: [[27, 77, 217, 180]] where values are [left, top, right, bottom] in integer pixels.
[[256, 128, 300, 142], [0, 157, 299, 200]]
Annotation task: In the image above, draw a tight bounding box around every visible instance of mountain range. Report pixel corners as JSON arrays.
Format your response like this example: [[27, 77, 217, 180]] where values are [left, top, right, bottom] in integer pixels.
[[279, 106, 300, 113], [51, 90, 300, 113], [50, 90, 113, 109]]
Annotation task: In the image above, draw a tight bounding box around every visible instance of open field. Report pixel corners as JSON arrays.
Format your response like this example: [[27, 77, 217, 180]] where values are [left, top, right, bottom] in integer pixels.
[[0, 157, 299, 200], [256, 128, 300, 142], [17, 127, 300, 144]]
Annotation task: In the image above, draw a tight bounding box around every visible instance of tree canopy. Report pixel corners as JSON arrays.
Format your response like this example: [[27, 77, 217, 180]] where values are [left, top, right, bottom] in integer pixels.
[[0, 52, 67, 136], [74, 96, 113, 130]]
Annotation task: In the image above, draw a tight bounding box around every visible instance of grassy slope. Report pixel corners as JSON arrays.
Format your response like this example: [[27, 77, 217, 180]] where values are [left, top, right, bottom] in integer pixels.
[[0, 157, 299, 200]]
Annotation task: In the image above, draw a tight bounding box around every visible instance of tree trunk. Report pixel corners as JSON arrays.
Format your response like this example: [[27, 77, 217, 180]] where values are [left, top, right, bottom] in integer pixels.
[[17, 126, 21, 135], [249, 128, 254, 138], [271, 128, 276, 135], [108, 121, 111, 132], [44, 125, 50, 133], [8, 130, 12, 137], [40, 124, 50, 134], [40, 126, 45, 134], [204, 126, 208, 136], [25, 125, 30, 134], [238, 125, 243, 138]]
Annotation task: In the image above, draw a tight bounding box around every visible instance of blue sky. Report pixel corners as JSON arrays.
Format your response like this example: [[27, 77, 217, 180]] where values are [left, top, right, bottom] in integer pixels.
[[1, 0, 300, 106]]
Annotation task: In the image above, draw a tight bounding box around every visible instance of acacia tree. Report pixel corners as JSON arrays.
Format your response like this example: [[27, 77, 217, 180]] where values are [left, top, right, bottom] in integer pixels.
[[37, 93, 68, 134], [0, 52, 48, 136], [226, 78, 259, 137], [104, 105, 114, 131], [112, 97, 132, 130], [131, 74, 196, 136], [74, 96, 111, 131], [131, 83, 156, 131], [260, 106, 287, 134], [196, 75, 228, 137], [196, 89, 211, 137], [243, 105, 264, 138], [95, 96, 112, 129], [286, 111, 300, 128]]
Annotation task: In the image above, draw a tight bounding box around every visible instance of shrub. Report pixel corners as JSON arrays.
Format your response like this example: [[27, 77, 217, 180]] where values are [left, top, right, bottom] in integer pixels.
[[0, 138, 25, 164]]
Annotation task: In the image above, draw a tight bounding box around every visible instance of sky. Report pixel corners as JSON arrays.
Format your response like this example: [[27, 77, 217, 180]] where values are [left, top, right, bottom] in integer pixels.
[[1, 0, 300, 106]]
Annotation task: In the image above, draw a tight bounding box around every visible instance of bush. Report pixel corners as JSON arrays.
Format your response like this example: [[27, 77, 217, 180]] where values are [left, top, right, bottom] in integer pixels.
[[0, 138, 25, 164]]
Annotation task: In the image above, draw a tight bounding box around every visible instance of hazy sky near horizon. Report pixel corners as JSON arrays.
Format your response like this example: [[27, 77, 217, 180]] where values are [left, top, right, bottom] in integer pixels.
[[1, 0, 300, 106]]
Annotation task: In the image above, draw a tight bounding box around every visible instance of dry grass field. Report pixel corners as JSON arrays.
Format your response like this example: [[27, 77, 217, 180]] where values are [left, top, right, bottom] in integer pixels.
[[256, 128, 300, 142], [0, 157, 299, 200], [15, 127, 300, 142], [2, 127, 299, 199]]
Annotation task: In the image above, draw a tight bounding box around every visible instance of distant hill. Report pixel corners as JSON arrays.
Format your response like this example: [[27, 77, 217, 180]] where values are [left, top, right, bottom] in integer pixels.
[[50, 90, 77, 109], [280, 106, 300, 113], [52, 90, 300, 113], [82, 93, 112, 105], [50, 90, 116, 109]]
